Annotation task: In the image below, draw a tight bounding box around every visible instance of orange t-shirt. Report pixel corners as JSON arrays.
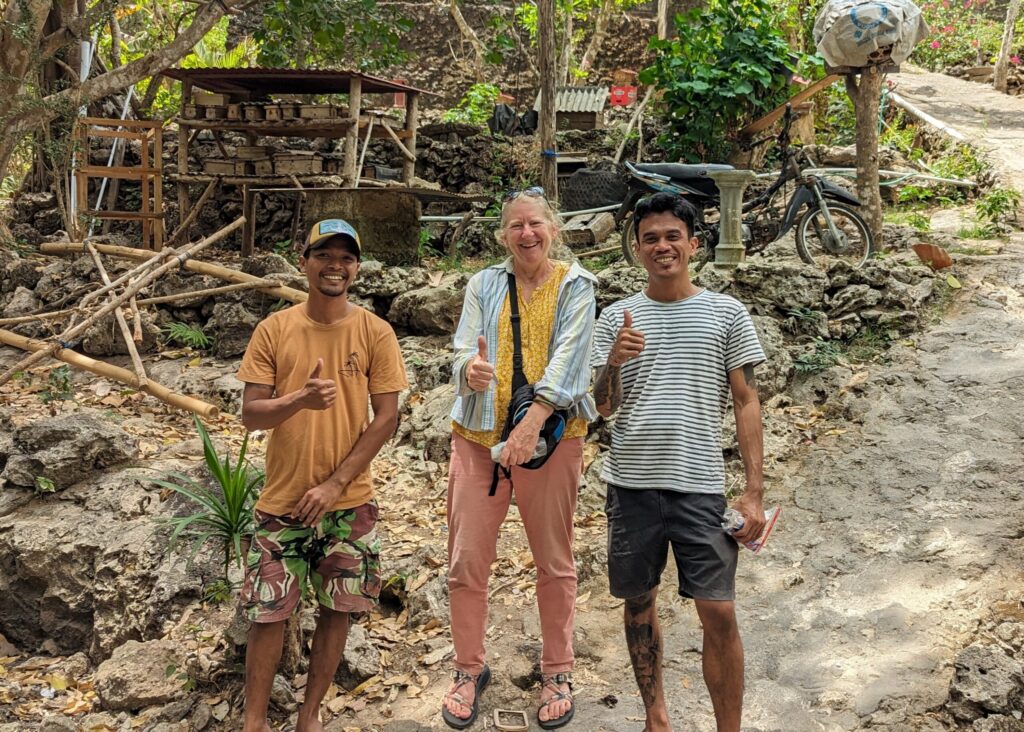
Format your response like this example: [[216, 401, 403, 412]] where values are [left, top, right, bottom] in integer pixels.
[[237, 303, 408, 515]]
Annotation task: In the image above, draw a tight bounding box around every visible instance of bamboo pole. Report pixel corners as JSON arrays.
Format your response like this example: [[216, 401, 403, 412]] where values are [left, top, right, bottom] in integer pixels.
[[0, 328, 219, 419], [166, 176, 220, 246], [86, 242, 148, 388], [40, 242, 308, 303], [0, 217, 245, 386]]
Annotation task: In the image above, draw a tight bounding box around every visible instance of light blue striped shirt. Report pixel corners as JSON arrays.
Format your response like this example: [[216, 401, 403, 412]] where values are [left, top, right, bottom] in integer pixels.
[[449, 258, 599, 432]]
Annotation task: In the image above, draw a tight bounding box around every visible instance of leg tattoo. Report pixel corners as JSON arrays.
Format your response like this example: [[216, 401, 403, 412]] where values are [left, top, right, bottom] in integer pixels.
[[625, 593, 661, 710]]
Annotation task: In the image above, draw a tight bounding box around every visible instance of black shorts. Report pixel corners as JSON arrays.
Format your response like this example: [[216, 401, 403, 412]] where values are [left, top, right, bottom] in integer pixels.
[[605, 484, 738, 601]]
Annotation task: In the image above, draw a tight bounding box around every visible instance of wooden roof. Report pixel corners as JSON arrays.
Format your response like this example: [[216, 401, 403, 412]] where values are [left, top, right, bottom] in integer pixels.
[[161, 67, 433, 96]]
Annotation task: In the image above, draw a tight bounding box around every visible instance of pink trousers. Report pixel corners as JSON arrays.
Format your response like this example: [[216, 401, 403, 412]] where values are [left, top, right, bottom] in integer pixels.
[[447, 433, 583, 675]]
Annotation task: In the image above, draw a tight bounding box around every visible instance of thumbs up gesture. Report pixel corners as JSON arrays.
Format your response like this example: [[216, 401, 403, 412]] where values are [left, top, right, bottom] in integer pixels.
[[609, 310, 645, 367], [466, 335, 496, 392], [300, 357, 337, 410]]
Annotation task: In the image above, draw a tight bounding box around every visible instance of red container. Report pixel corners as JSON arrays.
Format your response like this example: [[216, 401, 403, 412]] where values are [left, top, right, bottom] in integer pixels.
[[610, 86, 638, 107]]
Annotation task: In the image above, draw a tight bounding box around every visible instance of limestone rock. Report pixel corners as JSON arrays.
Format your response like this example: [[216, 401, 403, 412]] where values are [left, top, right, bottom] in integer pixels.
[[336, 622, 381, 690], [595, 262, 648, 311], [751, 315, 793, 398], [352, 260, 430, 299], [971, 716, 1024, 731], [398, 335, 452, 392], [1, 286, 40, 317], [731, 260, 830, 313], [405, 384, 455, 463], [81, 310, 163, 356], [2, 410, 136, 490], [241, 253, 299, 278], [388, 274, 468, 335], [947, 643, 1024, 721], [94, 639, 185, 711], [208, 300, 261, 358], [6, 259, 42, 292], [827, 284, 882, 318]]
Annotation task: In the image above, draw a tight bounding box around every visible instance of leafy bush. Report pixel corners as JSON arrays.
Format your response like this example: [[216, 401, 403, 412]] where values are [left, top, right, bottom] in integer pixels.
[[910, 0, 1023, 70], [443, 83, 501, 125], [153, 416, 264, 579], [640, 0, 798, 162]]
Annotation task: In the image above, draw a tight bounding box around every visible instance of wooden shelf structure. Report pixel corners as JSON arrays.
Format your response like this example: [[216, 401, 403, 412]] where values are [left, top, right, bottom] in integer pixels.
[[74, 118, 165, 250], [160, 67, 433, 255]]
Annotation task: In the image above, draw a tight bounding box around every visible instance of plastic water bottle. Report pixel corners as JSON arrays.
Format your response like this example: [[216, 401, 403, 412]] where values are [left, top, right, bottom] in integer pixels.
[[490, 439, 547, 463], [722, 506, 781, 553]]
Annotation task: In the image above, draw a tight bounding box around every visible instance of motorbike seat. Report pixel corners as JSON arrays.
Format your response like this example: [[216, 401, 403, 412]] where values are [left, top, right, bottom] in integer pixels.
[[632, 162, 734, 181]]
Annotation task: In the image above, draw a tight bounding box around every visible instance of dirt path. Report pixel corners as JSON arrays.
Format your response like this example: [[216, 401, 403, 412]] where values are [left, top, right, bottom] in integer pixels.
[[889, 66, 1024, 193], [343, 74, 1024, 731]]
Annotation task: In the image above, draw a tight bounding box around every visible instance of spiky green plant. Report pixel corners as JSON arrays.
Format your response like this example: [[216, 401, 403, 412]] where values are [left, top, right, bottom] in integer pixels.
[[153, 416, 263, 579]]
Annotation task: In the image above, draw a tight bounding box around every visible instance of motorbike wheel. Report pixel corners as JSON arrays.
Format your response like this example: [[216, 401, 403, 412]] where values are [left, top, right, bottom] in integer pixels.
[[620, 213, 638, 265], [795, 202, 875, 269]]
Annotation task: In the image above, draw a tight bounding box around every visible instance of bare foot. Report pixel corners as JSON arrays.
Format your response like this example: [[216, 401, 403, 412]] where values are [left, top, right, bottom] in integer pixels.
[[296, 707, 325, 732], [241, 720, 272, 732], [538, 675, 573, 725]]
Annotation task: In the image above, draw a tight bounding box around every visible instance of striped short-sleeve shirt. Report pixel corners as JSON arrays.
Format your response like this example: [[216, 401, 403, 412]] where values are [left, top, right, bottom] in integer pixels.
[[591, 289, 765, 494]]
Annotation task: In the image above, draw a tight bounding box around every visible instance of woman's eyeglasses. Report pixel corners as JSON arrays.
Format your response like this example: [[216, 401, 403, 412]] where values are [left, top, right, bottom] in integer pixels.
[[503, 186, 545, 203]]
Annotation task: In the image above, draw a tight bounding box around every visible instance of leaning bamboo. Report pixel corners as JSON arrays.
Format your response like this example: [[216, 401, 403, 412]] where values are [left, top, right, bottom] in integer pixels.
[[86, 243, 148, 388], [166, 176, 220, 246], [0, 328, 219, 419], [41, 242, 308, 303], [137, 279, 274, 306], [0, 217, 245, 386]]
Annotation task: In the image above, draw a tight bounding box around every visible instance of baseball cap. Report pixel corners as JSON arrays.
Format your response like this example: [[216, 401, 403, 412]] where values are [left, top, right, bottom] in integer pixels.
[[302, 218, 361, 259]]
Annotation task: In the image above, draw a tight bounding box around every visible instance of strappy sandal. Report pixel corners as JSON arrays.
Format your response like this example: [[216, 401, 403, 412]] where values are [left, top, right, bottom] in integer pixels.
[[441, 664, 491, 730], [537, 672, 574, 730]]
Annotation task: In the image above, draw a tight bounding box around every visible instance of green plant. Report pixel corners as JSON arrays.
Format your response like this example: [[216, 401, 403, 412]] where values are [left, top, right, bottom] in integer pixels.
[[272, 238, 298, 265], [905, 212, 932, 232], [162, 322, 212, 350], [152, 416, 264, 579], [975, 187, 1021, 228], [202, 578, 235, 605], [641, 0, 800, 162], [40, 365, 74, 403], [34, 476, 57, 494], [443, 83, 501, 125], [794, 339, 844, 374], [164, 664, 197, 693]]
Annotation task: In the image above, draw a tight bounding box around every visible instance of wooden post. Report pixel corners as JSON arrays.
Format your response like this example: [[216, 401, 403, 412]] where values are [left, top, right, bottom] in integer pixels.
[[403, 91, 419, 184], [153, 126, 164, 250], [177, 80, 192, 229], [994, 0, 1022, 93], [845, 67, 884, 244], [141, 126, 151, 249], [74, 122, 88, 242], [343, 76, 363, 186], [538, 0, 558, 200], [241, 184, 256, 257]]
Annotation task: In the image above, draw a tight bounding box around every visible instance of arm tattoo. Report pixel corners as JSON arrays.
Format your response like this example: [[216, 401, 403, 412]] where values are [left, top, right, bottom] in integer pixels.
[[742, 364, 757, 389], [594, 364, 623, 413]]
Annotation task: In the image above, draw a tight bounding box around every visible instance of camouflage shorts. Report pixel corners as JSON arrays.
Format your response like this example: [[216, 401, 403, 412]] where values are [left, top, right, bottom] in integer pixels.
[[240, 502, 381, 623]]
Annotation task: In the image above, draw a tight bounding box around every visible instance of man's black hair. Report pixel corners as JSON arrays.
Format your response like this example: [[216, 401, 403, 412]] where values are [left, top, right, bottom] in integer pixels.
[[632, 192, 699, 240]]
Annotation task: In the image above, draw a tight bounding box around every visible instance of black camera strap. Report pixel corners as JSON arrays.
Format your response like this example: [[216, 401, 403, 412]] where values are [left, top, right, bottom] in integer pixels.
[[489, 272, 527, 496]]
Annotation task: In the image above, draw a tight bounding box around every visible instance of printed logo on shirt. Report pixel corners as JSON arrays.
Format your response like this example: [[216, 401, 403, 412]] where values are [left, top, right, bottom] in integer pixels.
[[338, 351, 361, 376]]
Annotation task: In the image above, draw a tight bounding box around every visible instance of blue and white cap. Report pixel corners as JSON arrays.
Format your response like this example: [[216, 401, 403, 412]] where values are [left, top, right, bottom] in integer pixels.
[[303, 218, 361, 258]]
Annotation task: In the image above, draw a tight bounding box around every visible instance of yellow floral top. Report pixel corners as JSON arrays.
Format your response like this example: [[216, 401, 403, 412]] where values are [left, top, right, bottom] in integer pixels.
[[453, 261, 589, 448]]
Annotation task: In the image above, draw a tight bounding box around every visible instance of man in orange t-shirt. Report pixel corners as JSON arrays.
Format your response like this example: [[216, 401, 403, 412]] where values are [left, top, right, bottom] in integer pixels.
[[237, 218, 408, 732]]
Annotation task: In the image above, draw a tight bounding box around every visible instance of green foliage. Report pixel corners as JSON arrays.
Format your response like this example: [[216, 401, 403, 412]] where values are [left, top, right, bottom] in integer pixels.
[[202, 578, 234, 605], [153, 416, 264, 579], [910, 0, 1023, 71], [162, 322, 212, 350], [443, 83, 501, 125], [904, 212, 932, 232], [815, 81, 856, 146], [975, 188, 1021, 229], [34, 476, 57, 495], [794, 339, 844, 374], [255, 0, 412, 71], [40, 365, 73, 404], [272, 239, 298, 266], [640, 0, 797, 162]]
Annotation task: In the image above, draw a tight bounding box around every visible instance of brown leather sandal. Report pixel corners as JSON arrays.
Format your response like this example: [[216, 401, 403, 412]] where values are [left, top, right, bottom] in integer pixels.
[[537, 672, 575, 730]]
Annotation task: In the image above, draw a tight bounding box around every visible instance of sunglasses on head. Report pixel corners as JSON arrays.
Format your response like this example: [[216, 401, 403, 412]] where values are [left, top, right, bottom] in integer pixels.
[[502, 186, 545, 203]]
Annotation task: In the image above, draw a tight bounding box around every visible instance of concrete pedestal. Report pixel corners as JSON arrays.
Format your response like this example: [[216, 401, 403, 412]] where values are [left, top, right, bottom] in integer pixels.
[[710, 170, 757, 267]]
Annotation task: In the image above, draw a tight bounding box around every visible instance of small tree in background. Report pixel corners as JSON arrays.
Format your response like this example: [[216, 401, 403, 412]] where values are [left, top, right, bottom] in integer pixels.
[[640, 0, 797, 162]]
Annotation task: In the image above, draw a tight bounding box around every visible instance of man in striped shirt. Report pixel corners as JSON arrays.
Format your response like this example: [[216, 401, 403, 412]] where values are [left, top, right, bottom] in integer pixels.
[[591, 192, 767, 732]]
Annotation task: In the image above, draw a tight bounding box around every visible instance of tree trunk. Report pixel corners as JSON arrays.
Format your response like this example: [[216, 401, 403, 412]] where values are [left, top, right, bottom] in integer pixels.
[[538, 0, 558, 200], [658, 0, 670, 39], [558, 9, 572, 87], [577, 0, 615, 81], [440, 0, 487, 80], [993, 0, 1022, 93], [0, 0, 243, 184], [846, 68, 884, 244]]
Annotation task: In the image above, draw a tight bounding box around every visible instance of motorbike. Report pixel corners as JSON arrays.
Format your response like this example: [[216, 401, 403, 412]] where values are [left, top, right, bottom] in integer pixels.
[[614, 106, 875, 270]]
